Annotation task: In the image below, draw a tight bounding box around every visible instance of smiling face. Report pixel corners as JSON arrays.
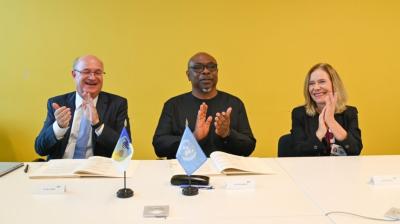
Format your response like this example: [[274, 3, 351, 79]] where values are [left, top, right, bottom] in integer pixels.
[[72, 55, 104, 98], [186, 52, 218, 99], [308, 68, 333, 107]]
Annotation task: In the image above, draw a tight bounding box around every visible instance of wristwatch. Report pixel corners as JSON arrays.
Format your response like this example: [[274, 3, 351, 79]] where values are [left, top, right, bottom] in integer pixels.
[[91, 120, 103, 129]]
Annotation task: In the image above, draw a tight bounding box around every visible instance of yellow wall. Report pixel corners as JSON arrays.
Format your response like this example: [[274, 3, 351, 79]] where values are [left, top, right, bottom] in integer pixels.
[[1, 0, 399, 161]]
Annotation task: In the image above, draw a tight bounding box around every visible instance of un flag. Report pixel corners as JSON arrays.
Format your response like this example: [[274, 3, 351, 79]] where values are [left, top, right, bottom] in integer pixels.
[[176, 126, 207, 175]]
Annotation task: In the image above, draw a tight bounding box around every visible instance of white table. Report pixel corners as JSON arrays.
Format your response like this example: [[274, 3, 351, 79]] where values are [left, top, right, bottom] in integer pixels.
[[0, 158, 332, 224], [2, 156, 399, 224], [277, 155, 400, 223]]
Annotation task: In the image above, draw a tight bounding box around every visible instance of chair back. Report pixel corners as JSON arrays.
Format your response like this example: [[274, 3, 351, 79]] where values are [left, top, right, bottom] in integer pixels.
[[278, 134, 296, 157]]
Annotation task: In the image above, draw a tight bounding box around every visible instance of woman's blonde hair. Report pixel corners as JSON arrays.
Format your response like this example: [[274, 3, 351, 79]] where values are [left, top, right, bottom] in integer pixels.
[[304, 63, 347, 116]]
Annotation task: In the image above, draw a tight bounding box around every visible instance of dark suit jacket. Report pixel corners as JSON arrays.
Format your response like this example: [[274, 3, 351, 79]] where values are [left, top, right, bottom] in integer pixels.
[[290, 105, 362, 156], [35, 91, 131, 160]]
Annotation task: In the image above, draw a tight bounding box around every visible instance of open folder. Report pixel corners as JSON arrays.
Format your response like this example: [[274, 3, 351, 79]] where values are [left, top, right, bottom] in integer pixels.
[[29, 156, 136, 179], [171, 151, 274, 175], [0, 162, 24, 177]]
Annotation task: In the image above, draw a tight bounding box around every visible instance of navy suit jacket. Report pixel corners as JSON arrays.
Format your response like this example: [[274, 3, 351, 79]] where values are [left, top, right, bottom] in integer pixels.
[[35, 91, 131, 160]]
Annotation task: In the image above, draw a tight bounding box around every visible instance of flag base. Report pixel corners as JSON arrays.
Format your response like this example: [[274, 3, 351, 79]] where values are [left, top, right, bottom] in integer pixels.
[[182, 186, 198, 196], [116, 188, 134, 198]]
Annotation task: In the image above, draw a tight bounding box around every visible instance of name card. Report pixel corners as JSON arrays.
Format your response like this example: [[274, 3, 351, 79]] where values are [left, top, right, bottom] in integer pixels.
[[32, 183, 66, 194], [370, 175, 400, 186], [225, 179, 256, 190]]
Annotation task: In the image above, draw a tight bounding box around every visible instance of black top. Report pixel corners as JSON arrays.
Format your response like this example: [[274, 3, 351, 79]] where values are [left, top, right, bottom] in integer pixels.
[[291, 105, 363, 156], [153, 91, 256, 159], [35, 91, 130, 160]]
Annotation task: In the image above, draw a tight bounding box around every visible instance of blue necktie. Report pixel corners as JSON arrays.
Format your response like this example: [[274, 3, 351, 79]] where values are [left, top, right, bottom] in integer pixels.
[[73, 111, 91, 159]]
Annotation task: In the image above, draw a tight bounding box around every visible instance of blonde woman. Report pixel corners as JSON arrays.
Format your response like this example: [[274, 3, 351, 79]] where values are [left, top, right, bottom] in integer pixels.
[[290, 63, 362, 156]]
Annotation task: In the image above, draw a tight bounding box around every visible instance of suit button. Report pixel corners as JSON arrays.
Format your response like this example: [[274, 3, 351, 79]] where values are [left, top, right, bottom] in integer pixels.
[[313, 145, 318, 150]]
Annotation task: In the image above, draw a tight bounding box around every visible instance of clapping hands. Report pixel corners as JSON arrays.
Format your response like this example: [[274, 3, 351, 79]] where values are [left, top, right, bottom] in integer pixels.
[[193, 102, 232, 140]]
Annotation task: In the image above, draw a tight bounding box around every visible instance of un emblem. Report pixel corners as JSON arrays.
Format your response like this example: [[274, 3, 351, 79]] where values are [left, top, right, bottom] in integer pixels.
[[181, 139, 196, 161]]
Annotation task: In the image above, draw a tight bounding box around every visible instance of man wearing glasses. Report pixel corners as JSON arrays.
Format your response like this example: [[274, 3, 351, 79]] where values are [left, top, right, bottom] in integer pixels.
[[153, 52, 256, 159], [35, 55, 130, 160]]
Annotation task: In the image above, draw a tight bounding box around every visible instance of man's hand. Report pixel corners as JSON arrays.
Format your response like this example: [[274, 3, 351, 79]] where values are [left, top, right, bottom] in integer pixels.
[[52, 103, 71, 128], [82, 92, 100, 125], [193, 102, 212, 141], [215, 107, 232, 138]]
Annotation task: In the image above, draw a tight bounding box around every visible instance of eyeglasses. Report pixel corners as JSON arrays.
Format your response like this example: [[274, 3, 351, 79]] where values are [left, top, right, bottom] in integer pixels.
[[189, 63, 218, 73], [74, 69, 106, 77]]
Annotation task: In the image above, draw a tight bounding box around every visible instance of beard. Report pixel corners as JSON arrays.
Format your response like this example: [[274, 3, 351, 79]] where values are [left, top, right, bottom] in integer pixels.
[[201, 87, 212, 93]]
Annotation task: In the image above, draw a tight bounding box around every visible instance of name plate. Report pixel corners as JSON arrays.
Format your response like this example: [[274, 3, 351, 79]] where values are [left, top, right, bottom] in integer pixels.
[[370, 175, 400, 186], [32, 183, 66, 194], [225, 179, 256, 190]]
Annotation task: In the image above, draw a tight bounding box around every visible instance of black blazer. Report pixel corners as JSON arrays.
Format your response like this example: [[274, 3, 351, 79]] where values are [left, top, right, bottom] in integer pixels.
[[35, 91, 131, 160], [290, 105, 362, 156]]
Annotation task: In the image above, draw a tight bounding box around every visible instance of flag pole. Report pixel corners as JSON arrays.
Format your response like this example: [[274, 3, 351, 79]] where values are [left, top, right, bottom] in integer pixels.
[[124, 171, 126, 189], [115, 125, 134, 199], [178, 119, 203, 196], [182, 175, 199, 196], [117, 171, 133, 198]]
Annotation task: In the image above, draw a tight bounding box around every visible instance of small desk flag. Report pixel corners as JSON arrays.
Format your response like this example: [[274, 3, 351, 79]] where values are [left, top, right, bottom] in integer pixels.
[[176, 126, 207, 175], [112, 127, 133, 172]]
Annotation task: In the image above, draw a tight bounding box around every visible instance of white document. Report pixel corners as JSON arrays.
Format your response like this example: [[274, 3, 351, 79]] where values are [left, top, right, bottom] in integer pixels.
[[170, 151, 274, 175], [29, 156, 137, 179]]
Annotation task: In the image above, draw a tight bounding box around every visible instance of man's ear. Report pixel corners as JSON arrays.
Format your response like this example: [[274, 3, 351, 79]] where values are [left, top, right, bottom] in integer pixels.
[[186, 70, 190, 81], [71, 70, 76, 78]]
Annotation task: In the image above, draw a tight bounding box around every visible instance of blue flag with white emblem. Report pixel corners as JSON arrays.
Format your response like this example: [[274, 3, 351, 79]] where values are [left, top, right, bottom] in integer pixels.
[[176, 126, 207, 176]]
